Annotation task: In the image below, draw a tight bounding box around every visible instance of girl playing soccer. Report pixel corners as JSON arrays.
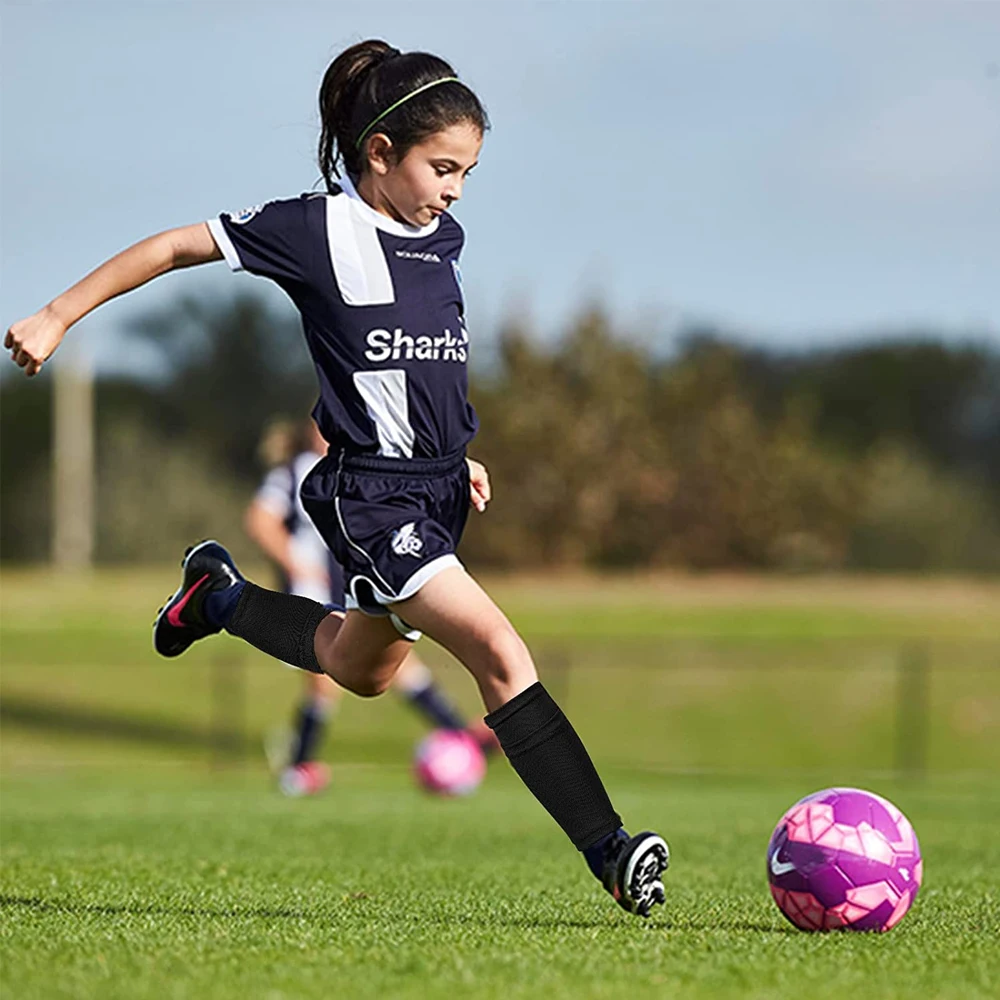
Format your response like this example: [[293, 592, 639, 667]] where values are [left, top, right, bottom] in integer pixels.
[[6, 40, 669, 917]]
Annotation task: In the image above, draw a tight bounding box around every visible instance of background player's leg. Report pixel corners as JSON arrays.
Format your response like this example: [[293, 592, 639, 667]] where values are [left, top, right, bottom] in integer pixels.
[[394, 656, 467, 729], [290, 672, 340, 767], [278, 671, 338, 797]]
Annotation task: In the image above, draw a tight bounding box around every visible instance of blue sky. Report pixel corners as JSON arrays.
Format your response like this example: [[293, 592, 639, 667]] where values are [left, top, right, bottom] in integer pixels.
[[2, 0, 998, 375]]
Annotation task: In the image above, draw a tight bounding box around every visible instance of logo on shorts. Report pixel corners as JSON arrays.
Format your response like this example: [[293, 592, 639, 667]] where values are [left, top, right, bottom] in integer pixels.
[[391, 523, 424, 558]]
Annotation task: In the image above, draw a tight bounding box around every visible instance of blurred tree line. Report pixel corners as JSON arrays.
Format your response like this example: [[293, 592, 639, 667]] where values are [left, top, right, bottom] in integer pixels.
[[2, 291, 998, 571]]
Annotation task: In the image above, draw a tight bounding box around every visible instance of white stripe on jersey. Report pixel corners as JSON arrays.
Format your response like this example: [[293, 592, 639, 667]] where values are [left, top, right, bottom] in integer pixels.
[[352, 370, 416, 459], [325, 194, 395, 306]]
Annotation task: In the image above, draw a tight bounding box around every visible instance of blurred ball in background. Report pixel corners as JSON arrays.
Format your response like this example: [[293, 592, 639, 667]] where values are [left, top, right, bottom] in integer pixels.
[[414, 729, 487, 797]]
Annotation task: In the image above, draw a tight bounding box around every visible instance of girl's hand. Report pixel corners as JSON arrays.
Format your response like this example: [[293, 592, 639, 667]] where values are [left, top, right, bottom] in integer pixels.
[[467, 458, 491, 512], [5, 307, 67, 377], [5, 224, 222, 379]]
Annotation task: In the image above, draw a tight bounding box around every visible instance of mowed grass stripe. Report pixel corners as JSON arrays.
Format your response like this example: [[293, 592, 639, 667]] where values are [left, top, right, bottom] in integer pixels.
[[1, 769, 998, 1000], [2, 570, 999, 997]]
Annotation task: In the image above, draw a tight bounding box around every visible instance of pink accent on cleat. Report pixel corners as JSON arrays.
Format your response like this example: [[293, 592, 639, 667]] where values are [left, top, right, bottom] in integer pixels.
[[166, 573, 210, 628]]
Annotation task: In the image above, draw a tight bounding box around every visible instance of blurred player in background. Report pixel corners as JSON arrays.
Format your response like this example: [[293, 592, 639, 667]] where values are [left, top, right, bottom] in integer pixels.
[[246, 418, 497, 796]]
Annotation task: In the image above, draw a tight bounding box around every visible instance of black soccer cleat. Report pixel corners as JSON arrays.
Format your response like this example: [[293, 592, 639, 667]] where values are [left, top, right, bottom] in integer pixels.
[[603, 831, 670, 918], [153, 540, 244, 658]]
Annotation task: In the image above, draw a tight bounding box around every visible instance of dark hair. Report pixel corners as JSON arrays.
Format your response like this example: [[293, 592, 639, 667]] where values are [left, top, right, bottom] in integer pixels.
[[318, 39, 489, 191]]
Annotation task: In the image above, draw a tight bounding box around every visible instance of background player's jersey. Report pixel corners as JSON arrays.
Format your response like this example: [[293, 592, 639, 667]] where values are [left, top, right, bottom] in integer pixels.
[[253, 450, 342, 606], [209, 175, 478, 461]]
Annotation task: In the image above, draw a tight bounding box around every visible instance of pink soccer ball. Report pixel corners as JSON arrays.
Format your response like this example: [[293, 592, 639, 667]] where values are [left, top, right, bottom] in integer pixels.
[[413, 729, 486, 797], [767, 787, 922, 932]]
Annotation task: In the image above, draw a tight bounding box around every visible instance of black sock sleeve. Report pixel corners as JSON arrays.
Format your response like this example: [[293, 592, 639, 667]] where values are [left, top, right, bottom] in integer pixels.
[[485, 682, 622, 851], [226, 582, 329, 674]]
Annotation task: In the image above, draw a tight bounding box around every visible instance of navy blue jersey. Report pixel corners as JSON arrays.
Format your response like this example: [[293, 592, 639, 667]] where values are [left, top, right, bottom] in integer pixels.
[[207, 174, 478, 460]]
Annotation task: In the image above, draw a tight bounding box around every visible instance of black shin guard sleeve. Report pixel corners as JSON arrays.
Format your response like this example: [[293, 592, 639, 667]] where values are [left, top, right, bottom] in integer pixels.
[[485, 682, 622, 851], [225, 582, 328, 674]]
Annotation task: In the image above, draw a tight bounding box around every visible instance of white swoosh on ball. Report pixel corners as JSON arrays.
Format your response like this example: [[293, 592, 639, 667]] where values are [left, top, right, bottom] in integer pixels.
[[770, 847, 797, 876]]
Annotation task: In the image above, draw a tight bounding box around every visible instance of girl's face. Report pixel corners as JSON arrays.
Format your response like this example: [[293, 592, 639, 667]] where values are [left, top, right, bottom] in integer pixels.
[[364, 121, 483, 227]]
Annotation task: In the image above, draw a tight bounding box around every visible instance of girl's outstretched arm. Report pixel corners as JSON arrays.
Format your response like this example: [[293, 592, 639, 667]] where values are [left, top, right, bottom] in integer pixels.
[[5, 223, 222, 376]]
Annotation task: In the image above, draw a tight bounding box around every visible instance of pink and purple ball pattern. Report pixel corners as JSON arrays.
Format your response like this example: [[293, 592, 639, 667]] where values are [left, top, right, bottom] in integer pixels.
[[767, 787, 922, 932], [413, 729, 486, 797]]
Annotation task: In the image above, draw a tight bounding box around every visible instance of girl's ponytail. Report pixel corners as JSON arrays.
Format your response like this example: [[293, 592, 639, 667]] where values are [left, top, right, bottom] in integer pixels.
[[318, 40, 398, 190], [317, 39, 488, 191]]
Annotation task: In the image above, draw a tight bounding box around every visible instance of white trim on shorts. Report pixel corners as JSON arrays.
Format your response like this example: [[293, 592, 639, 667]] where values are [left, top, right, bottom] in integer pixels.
[[344, 554, 462, 641], [333, 495, 397, 596], [394, 553, 462, 602], [331, 450, 398, 597], [345, 553, 462, 610]]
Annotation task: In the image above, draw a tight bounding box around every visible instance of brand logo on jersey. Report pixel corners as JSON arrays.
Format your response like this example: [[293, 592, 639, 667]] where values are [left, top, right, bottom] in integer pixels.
[[364, 326, 468, 364], [228, 204, 264, 225], [395, 250, 441, 263], [390, 523, 424, 558]]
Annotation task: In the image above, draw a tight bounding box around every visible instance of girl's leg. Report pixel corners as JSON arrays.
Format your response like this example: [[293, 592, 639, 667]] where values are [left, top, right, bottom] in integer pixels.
[[313, 610, 411, 697], [156, 541, 411, 696], [393, 567, 535, 712], [393, 566, 668, 916], [157, 541, 666, 913]]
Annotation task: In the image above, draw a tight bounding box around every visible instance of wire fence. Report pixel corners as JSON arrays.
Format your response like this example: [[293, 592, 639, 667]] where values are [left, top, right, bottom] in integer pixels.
[[2, 638, 996, 779], [193, 638, 1000, 779]]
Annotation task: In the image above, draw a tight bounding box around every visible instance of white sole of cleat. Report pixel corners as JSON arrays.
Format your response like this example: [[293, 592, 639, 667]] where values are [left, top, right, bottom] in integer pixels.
[[622, 834, 670, 916]]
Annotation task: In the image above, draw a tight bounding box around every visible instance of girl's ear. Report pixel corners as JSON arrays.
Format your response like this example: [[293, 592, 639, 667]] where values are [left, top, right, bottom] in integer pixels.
[[365, 133, 395, 177]]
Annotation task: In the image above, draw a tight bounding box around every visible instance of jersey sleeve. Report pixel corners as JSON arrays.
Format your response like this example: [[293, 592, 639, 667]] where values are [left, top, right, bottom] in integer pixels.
[[207, 197, 308, 284], [253, 466, 294, 519]]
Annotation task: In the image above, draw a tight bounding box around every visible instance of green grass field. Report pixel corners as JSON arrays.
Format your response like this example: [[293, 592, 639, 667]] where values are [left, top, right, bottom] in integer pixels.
[[2, 569, 999, 999]]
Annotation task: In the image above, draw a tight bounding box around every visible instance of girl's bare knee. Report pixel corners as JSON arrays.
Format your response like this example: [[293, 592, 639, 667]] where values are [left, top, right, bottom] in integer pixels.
[[325, 661, 395, 698], [337, 674, 390, 698], [482, 627, 534, 686]]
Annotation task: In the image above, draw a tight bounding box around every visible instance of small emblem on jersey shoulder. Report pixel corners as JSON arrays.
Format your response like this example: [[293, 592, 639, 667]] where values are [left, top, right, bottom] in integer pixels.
[[228, 204, 264, 225], [390, 523, 424, 558]]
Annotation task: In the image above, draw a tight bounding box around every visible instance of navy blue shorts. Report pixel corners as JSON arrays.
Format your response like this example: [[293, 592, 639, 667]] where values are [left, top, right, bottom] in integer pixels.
[[300, 450, 469, 631]]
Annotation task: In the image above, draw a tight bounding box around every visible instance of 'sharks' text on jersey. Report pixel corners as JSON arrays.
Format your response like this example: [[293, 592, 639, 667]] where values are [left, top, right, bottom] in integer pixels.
[[365, 327, 468, 363]]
